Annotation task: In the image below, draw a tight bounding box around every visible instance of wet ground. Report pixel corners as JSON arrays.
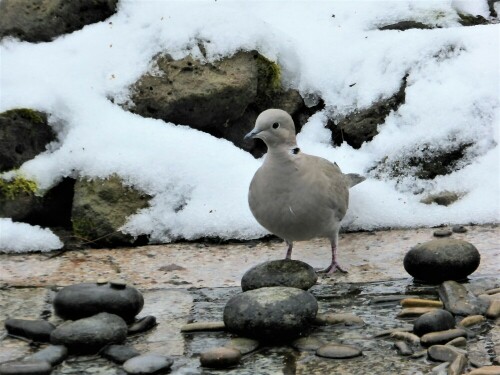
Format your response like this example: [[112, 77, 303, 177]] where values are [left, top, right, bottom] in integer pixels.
[[0, 225, 499, 374]]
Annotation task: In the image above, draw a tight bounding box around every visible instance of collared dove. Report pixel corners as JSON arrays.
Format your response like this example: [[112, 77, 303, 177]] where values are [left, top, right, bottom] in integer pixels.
[[245, 109, 365, 274]]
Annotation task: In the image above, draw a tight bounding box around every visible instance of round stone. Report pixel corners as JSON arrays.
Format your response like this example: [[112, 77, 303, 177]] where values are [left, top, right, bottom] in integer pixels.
[[316, 344, 362, 359], [433, 229, 452, 237], [123, 353, 173, 374], [452, 225, 467, 233], [241, 259, 318, 291], [53, 282, 144, 323], [128, 315, 157, 335], [100, 344, 140, 364], [413, 309, 455, 336], [200, 347, 241, 368], [223, 287, 318, 341], [403, 239, 480, 283], [50, 312, 128, 353]]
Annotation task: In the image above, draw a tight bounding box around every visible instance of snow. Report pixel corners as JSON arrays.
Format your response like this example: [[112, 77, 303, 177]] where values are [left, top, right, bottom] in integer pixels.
[[0, 0, 498, 251], [0, 219, 63, 253]]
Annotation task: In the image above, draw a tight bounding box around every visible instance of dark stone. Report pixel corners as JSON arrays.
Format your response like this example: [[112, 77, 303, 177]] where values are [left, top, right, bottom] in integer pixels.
[[433, 229, 452, 238], [0, 361, 52, 375], [316, 344, 362, 359], [241, 259, 317, 291], [100, 344, 141, 364], [452, 225, 467, 234], [223, 286, 318, 341], [54, 282, 144, 323], [403, 239, 480, 283], [0, 0, 118, 43], [420, 328, 467, 347], [123, 353, 174, 374], [200, 347, 242, 368], [128, 315, 157, 335], [24, 345, 68, 365], [439, 280, 489, 316], [457, 13, 489, 26], [5, 319, 55, 342], [50, 312, 128, 353], [413, 310, 455, 336], [329, 76, 406, 148], [379, 21, 433, 30]]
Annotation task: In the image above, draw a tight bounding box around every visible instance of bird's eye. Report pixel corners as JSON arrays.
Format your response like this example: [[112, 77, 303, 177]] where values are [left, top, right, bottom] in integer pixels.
[[272, 122, 280, 129]]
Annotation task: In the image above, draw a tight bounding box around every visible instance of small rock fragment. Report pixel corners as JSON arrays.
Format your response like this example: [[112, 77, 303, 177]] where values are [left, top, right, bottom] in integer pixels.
[[445, 337, 467, 347], [421, 328, 467, 347], [434, 229, 452, 238], [128, 315, 157, 335], [458, 315, 486, 328], [427, 344, 466, 362], [314, 312, 365, 326], [5, 319, 55, 342], [292, 336, 326, 351], [397, 307, 439, 318], [467, 366, 500, 374], [449, 354, 467, 375], [24, 345, 68, 365], [0, 361, 52, 375], [401, 298, 443, 308], [431, 361, 449, 375], [316, 344, 362, 359], [486, 300, 500, 319], [390, 331, 420, 344], [413, 309, 455, 336], [225, 338, 259, 355], [123, 353, 174, 374], [181, 322, 226, 332], [100, 344, 140, 364], [200, 347, 241, 368], [394, 341, 413, 356]]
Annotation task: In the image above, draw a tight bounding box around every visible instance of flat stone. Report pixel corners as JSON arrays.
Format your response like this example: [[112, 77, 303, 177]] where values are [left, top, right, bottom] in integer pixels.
[[314, 312, 365, 326], [458, 315, 487, 328], [433, 229, 452, 237], [373, 327, 413, 338], [394, 341, 413, 356], [452, 225, 467, 233], [0, 361, 52, 375], [486, 300, 500, 319], [404, 239, 480, 283], [50, 312, 128, 353], [449, 354, 467, 375], [397, 307, 439, 318], [180, 322, 226, 332], [292, 336, 326, 351], [241, 259, 317, 291], [468, 366, 500, 375], [439, 280, 489, 316], [427, 345, 466, 362], [223, 287, 318, 341], [5, 319, 55, 342], [401, 298, 443, 308], [24, 345, 68, 365], [421, 328, 467, 347], [485, 288, 500, 295], [100, 344, 140, 364], [431, 362, 449, 375], [389, 331, 420, 344], [445, 337, 467, 347], [123, 353, 173, 374], [128, 315, 157, 335], [316, 344, 362, 359], [53, 282, 144, 323], [413, 309, 455, 336], [200, 347, 241, 368], [371, 295, 418, 304], [225, 338, 259, 355]]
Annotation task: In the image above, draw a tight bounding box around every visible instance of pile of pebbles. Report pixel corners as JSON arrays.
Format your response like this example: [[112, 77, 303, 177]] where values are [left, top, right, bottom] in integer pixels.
[[0, 280, 166, 375]]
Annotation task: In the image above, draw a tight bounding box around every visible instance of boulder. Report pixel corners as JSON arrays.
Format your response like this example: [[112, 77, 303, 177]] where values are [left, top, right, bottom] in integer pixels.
[[0, 0, 118, 43], [71, 175, 150, 246], [53, 281, 144, 323], [223, 286, 318, 341], [241, 259, 317, 291], [403, 238, 480, 283]]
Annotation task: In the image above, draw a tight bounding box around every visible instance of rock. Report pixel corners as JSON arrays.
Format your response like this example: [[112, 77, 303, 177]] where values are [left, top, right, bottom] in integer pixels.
[[100, 344, 140, 364], [0, 361, 52, 375], [123, 353, 174, 374], [314, 312, 365, 326], [468, 366, 500, 375], [379, 21, 433, 30], [389, 331, 420, 344], [458, 315, 486, 328], [401, 298, 443, 308], [486, 300, 500, 319], [445, 337, 467, 348], [397, 307, 439, 318], [485, 288, 500, 295], [394, 341, 413, 356], [427, 345, 466, 362], [223, 286, 318, 341], [292, 337, 326, 351], [316, 344, 362, 359], [225, 338, 259, 355], [413, 310, 455, 336], [127, 51, 308, 157], [371, 295, 418, 304], [0, 0, 118, 43], [71, 175, 150, 247], [404, 239, 481, 283], [373, 328, 413, 338], [53, 281, 144, 323], [421, 192, 461, 207], [200, 347, 242, 368], [241, 259, 317, 291], [50, 312, 128, 353], [180, 322, 226, 332], [431, 362, 449, 375], [330, 76, 406, 148], [457, 13, 489, 26], [439, 280, 489, 316], [4, 319, 55, 342], [128, 316, 157, 335], [449, 354, 467, 375], [433, 229, 452, 238], [452, 225, 467, 233], [24, 345, 68, 365], [420, 328, 467, 347]]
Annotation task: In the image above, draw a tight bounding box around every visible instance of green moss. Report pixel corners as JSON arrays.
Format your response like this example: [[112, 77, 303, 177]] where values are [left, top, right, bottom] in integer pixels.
[[457, 13, 488, 26], [255, 54, 282, 96], [72, 216, 96, 238], [0, 175, 38, 200], [2, 108, 46, 124]]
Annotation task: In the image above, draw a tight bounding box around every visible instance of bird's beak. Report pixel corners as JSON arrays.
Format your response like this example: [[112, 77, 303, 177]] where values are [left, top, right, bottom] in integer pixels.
[[244, 129, 260, 140]]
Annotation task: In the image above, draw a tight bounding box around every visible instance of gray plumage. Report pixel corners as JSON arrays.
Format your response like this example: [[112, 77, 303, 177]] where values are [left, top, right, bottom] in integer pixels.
[[245, 109, 365, 273]]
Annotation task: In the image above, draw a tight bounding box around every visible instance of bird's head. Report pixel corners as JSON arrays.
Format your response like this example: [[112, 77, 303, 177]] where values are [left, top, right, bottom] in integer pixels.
[[244, 109, 297, 149]]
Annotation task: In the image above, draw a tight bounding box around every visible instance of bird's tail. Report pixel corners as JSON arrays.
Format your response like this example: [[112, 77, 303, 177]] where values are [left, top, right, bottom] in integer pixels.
[[345, 173, 366, 188]]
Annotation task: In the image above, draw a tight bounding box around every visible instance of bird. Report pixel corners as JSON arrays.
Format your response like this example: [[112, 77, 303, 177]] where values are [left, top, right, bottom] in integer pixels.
[[245, 109, 365, 274]]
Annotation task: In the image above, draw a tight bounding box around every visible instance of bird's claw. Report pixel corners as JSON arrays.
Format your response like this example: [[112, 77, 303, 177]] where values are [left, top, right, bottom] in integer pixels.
[[316, 263, 348, 275]]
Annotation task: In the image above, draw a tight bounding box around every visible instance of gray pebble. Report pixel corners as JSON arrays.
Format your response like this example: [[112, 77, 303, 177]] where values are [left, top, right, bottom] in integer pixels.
[[394, 341, 413, 356], [5, 319, 55, 342], [24, 345, 67, 365], [123, 353, 173, 374], [452, 225, 467, 233], [428, 344, 466, 362], [433, 229, 452, 237], [100, 344, 140, 364], [314, 312, 365, 326], [292, 336, 326, 351], [316, 344, 362, 359], [421, 328, 467, 347], [0, 361, 52, 375], [128, 316, 157, 335], [200, 347, 241, 368], [225, 338, 259, 355]]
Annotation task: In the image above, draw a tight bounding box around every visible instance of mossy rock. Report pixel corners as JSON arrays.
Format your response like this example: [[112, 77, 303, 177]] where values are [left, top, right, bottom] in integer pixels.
[[71, 175, 150, 247]]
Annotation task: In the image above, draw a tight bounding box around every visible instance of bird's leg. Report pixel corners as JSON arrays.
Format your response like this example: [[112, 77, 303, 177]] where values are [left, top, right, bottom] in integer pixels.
[[317, 242, 348, 274], [285, 241, 293, 259]]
